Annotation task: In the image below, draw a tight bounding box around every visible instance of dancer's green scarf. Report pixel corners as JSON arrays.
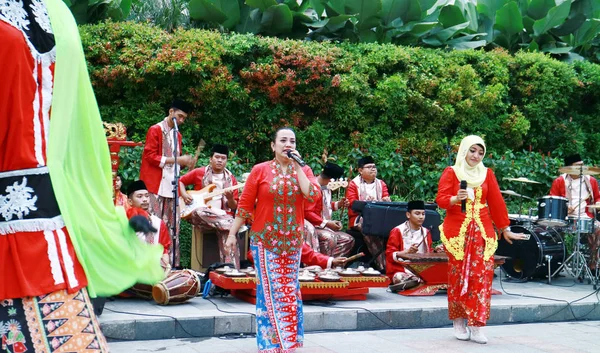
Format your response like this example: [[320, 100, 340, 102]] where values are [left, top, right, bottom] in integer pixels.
[[45, 0, 164, 297]]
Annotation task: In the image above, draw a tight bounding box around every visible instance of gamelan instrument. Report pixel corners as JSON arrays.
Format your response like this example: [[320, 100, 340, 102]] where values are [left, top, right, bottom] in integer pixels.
[[152, 269, 201, 305], [504, 177, 542, 184], [501, 189, 533, 200], [558, 165, 600, 176], [395, 253, 507, 296], [180, 183, 245, 219], [496, 225, 565, 280]]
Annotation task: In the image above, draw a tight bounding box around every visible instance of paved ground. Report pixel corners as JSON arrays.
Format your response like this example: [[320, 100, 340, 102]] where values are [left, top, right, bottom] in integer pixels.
[[108, 320, 600, 352], [98, 268, 600, 340]]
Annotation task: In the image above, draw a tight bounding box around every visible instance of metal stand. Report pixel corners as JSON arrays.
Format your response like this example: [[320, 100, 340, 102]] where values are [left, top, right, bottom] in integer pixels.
[[171, 115, 180, 268], [551, 165, 594, 284]]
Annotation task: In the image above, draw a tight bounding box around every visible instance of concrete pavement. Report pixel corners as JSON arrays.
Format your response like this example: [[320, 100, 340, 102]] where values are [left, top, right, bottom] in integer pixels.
[[108, 321, 600, 352], [98, 268, 600, 341]]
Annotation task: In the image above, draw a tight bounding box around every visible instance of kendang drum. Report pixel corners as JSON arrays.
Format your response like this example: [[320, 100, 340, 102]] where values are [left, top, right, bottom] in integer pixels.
[[537, 196, 568, 227], [152, 269, 201, 305], [568, 216, 594, 234], [496, 225, 565, 279]]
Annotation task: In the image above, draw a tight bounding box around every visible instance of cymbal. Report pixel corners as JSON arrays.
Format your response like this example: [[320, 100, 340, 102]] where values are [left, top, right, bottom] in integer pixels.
[[504, 177, 542, 184], [500, 190, 533, 200], [558, 165, 600, 176]]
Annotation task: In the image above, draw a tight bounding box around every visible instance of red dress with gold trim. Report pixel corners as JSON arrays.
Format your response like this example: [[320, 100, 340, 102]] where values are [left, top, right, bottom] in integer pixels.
[[436, 167, 509, 327]]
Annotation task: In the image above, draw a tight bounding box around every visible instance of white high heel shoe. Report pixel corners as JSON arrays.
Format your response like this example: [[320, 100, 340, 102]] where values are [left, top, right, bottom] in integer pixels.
[[469, 326, 488, 344], [453, 319, 470, 341]]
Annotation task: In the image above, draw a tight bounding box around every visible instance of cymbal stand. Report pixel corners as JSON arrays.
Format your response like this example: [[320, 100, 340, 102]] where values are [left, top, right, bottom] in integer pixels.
[[551, 165, 595, 284]]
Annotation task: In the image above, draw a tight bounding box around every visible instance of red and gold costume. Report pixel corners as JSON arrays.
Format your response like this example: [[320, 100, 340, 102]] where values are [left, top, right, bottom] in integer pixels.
[[346, 175, 390, 269], [436, 166, 509, 327], [550, 173, 600, 268], [386, 222, 433, 284], [180, 165, 241, 267], [237, 160, 319, 352], [140, 120, 183, 265], [305, 188, 354, 258]]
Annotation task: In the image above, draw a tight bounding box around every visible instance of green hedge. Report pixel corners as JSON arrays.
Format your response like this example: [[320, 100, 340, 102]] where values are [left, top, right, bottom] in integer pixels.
[[83, 21, 600, 198]]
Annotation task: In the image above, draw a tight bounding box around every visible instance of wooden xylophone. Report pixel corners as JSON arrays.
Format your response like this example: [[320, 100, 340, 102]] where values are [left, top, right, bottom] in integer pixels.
[[394, 253, 508, 296], [209, 272, 390, 304]]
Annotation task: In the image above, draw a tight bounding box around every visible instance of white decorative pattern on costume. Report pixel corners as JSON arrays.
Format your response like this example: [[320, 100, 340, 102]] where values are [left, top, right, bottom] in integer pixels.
[[0, 0, 30, 31], [29, 0, 51, 33], [0, 177, 38, 221]]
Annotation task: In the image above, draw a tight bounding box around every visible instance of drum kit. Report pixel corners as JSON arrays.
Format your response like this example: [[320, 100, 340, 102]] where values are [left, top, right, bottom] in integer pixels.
[[496, 166, 600, 286]]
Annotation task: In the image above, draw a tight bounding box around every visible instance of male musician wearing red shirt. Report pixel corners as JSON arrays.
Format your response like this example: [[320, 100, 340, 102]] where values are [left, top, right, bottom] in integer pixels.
[[386, 201, 436, 292], [126, 180, 172, 273], [139, 99, 196, 267], [305, 162, 355, 258], [346, 156, 391, 270], [179, 144, 241, 268], [549, 154, 600, 269]]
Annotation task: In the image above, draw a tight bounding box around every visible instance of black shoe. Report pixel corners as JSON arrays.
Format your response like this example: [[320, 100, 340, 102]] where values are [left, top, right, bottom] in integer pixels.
[[389, 279, 419, 292]]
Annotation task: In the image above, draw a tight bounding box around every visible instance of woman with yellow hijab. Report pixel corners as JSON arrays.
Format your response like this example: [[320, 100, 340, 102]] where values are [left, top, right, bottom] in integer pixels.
[[436, 135, 525, 344]]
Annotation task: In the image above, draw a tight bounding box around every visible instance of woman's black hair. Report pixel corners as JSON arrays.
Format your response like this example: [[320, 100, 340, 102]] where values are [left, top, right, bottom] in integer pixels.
[[272, 127, 296, 142]]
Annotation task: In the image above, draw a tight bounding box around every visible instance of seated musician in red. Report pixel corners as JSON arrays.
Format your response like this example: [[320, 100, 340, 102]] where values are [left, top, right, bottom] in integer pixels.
[[346, 156, 391, 270], [549, 154, 600, 269], [305, 162, 355, 258], [126, 180, 172, 274], [179, 144, 241, 268], [386, 200, 434, 292]]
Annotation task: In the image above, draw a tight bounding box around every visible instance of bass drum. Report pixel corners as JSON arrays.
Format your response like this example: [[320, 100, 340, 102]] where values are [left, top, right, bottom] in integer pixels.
[[496, 225, 565, 279]]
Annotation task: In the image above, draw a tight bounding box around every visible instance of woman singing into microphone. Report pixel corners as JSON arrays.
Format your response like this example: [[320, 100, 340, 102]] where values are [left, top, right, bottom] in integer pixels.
[[225, 127, 319, 352], [436, 135, 525, 344]]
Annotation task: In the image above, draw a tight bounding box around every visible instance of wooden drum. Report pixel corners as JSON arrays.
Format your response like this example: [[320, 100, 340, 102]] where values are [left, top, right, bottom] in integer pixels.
[[152, 269, 200, 305]]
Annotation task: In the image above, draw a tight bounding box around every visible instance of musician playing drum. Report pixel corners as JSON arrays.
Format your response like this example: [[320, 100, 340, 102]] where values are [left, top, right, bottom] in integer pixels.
[[179, 144, 241, 268], [124, 180, 200, 305], [436, 135, 525, 344], [386, 200, 440, 292], [549, 154, 600, 270]]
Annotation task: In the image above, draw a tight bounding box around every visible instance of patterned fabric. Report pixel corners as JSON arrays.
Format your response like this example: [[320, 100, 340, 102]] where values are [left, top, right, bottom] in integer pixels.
[[363, 236, 386, 270], [237, 160, 319, 256], [252, 243, 303, 353], [302, 221, 320, 253], [447, 229, 494, 327], [315, 228, 354, 258], [113, 191, 129, 211], [149, 193, 179, 267], [0, 288, 109, 353], [436, 166, 510, 327], [188, 209, 240, 268]]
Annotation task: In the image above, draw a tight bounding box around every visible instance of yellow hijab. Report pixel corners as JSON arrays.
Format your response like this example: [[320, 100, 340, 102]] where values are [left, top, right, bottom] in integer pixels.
[[452, 135, 488, 188]]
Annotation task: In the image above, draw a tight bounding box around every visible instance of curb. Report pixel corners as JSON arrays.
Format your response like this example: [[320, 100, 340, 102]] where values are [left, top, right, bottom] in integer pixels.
[[100, 302, 600, 341]]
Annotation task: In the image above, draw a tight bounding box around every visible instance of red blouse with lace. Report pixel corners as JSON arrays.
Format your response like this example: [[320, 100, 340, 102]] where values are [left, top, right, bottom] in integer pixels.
[[237, 160, 319, 255]]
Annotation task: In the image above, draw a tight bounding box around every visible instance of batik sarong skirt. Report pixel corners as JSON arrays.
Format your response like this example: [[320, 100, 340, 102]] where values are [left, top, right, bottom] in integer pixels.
[[0, 288, 109, 353], [251, 243, 303, 353]]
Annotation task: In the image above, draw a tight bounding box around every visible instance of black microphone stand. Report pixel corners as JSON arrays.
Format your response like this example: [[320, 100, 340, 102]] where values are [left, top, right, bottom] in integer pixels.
[[171, 114, 180, 269]]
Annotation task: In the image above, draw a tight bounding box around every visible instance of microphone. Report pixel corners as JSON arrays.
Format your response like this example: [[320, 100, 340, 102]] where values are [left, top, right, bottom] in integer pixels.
[[460, 180, 467, 213], [286, 150, 306, 167]]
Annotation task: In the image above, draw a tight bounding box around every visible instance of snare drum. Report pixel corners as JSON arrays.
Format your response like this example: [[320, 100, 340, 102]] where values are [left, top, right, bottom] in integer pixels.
[[568, 216, 594, 234], [152, 269, 201, 305], [537, 196, 568, 227]]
